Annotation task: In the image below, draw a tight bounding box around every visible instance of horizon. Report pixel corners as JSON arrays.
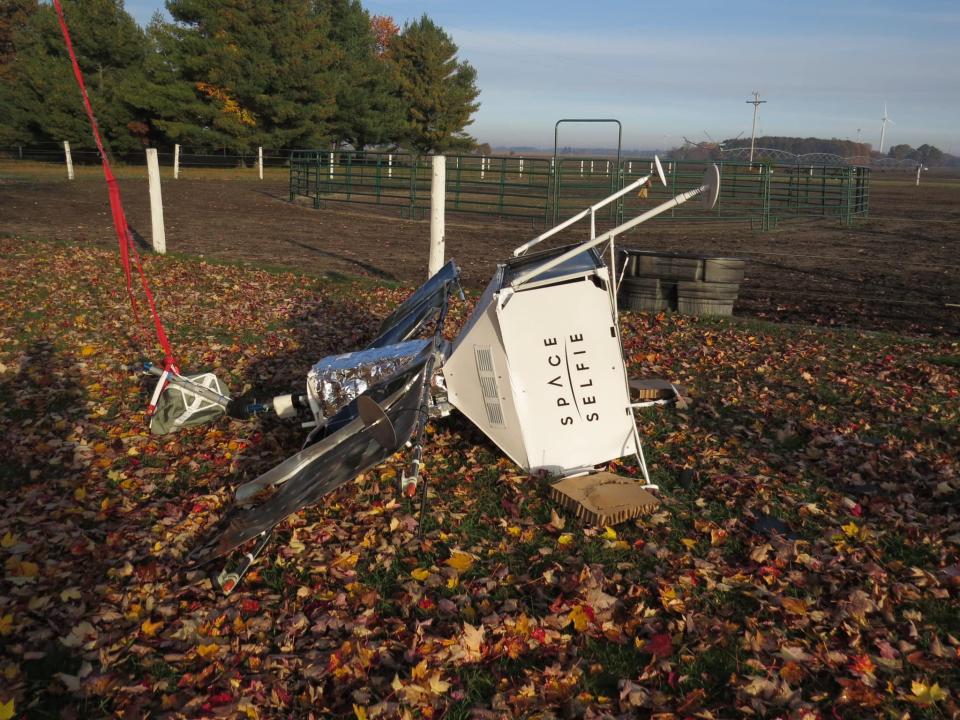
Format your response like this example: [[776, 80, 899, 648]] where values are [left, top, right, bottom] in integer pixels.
[[123, 0, 960, 154]]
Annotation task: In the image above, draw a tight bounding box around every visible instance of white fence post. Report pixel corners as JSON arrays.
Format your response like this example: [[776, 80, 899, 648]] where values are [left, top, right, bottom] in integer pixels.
[[519, 157, 524, 178], [63, 141, 74, 180], [580, 160, 584, 176], [429, 155, 446, 277], [258, 146, 263, 180], [590, 160, 594, 174], [329, 151, 334, 179], [628, 161, 633, 174], [173, 143, 180, 179], [145, 148, 166, 255], [481, 156, 485, 180], [388, 153, 393, 178]]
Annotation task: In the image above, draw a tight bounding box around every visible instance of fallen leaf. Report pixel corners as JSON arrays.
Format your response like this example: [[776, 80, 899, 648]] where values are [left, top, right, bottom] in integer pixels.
[[141, 619, 164, 637], [910, 680, 948, 705], [445, 551, 474, 573]]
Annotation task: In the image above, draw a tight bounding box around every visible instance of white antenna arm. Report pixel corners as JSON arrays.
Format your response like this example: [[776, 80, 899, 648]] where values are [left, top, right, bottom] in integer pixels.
[[510, 165, 720, 289], [513, 156, 668, 257], [513, 173, 653, 257]]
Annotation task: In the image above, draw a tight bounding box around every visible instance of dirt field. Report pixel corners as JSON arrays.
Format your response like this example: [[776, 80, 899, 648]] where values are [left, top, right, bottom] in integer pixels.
[[2, 162, 958, 335]]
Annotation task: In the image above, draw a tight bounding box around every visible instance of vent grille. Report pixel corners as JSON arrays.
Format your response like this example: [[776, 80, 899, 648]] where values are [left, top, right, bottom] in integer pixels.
[[474, 346, 505, 428]]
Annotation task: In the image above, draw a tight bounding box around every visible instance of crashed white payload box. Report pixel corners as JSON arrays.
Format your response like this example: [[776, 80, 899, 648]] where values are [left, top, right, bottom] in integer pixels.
[[171, 159, 721, 593], [442, 245, 637, 475]]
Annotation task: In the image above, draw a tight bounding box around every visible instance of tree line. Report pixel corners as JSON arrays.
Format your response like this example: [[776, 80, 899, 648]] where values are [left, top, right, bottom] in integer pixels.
[[668, 135, 955, 166], [0, 0, 481, 155]]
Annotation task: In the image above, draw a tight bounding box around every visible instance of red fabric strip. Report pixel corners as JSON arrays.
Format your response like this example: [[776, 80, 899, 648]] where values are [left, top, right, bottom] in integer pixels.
[[52, 0, 176, 369]]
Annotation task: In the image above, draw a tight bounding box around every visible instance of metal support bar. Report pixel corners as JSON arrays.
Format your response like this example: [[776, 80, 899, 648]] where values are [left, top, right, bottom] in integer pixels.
[[513, 173, 653, 256], [511, 178, 712, 289]]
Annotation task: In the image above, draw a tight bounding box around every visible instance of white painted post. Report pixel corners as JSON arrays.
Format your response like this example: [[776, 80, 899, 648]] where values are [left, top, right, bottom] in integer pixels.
[[63, 141, 75, 180], [145, 148, 166, 255], [173, 143, 180, 179], [329, 151, 334, 179], [429, 155, 446, 277], [258, 146, 263, 180], [605, 160, 610, 174], [580, 160, 584, 176], [481, 156, 485, 180], [590, 160, 594, 174], [519, 158, 524, 178], [388, 153, 393, 178], [916, 164, 922, 186], [628, 161, 632, 174]]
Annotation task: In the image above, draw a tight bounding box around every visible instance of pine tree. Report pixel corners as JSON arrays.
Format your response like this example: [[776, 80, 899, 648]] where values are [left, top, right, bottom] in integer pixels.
[[0, 0, 35, 80], [320, 0, 404, 150], [0, 0, 150, 151], [388, 15, 480, 154], [151, 0, 337, 152]]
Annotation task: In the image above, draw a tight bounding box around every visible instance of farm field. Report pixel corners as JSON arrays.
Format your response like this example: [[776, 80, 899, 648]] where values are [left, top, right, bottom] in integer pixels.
[[0, 165, 959, 718], [1, 162, 958, 335]]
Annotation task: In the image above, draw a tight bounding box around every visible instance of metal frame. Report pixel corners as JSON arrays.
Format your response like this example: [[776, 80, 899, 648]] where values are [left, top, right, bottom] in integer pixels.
[[551, 119, 622, 225], [289, 150, 871, 229]]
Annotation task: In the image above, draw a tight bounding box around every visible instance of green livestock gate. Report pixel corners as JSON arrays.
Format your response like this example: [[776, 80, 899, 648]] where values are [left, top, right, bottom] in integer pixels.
[[289, 150, 870, 230]]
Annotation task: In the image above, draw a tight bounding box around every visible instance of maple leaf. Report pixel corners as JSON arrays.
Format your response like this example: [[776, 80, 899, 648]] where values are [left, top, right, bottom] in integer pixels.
[[781, 597, 808, 615], [428, 673, 450, 694], [567, 605, 591, 632], [461, 623, 485, 661], [780, 661, 804, 684], [848, 654, 875, 677], [0, 532, 16, 548], [410, 568, 430, 581], [141, 619, 164, 637], [602, 526, 618, 541], [0, 698, 14, 720], [643, 633, 673, 658], [197, 643, 221, 660], [445, 551, 474, 573], [557, 533, 573, 546], [909, 680, 948, 705]]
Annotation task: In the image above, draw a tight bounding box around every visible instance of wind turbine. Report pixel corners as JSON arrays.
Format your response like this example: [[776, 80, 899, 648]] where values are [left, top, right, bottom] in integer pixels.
[[878, 102, 894, 155]]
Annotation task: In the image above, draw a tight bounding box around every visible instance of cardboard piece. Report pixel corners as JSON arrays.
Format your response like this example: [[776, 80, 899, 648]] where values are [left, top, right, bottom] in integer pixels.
[[549, 471, 661, 526], [629, 377, 691, 408]]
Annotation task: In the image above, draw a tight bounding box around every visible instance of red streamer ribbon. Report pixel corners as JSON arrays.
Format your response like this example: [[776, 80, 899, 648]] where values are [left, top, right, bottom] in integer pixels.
[[52, 0, 177, 371]]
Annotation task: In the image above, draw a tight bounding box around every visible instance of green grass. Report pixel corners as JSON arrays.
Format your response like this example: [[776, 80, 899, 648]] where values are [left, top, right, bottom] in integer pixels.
[[580, 638, 648, 697]]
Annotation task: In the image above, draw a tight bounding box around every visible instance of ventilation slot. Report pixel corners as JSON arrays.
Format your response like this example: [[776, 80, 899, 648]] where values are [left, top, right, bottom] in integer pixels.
[[474, 345, 506, 428]]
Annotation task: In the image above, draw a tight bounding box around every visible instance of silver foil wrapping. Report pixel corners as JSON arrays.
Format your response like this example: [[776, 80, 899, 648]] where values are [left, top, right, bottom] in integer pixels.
[[306, 339, 431, 424]]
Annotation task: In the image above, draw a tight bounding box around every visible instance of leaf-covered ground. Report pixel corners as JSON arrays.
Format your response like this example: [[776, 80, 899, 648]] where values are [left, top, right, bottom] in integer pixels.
[[1, 236, 958, 719]]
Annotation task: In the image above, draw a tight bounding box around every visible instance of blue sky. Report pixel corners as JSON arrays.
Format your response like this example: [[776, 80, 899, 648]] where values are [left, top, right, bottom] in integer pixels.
[[125, 0, 960, 153]]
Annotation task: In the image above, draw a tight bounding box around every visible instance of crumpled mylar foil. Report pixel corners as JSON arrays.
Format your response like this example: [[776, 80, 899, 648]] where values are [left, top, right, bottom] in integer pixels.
[[306, 339, 430, 423]]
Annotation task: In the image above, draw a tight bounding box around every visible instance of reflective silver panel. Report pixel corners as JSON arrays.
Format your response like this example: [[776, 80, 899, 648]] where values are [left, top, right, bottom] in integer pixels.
[[306, 339, 431, 423]]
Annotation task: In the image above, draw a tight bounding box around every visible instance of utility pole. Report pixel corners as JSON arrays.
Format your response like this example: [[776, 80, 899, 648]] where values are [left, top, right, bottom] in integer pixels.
[[746, 91, 766, 164]]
